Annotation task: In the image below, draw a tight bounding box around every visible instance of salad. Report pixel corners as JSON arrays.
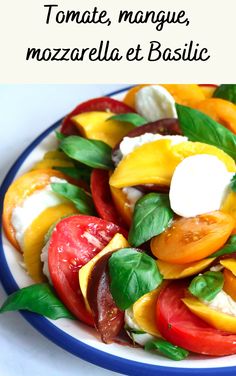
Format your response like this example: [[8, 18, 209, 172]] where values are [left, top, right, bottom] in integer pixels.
[[2, 84, 236, 361]]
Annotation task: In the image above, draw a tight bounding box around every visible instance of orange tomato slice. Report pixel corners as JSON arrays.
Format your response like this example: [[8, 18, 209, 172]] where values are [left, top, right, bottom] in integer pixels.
[[123, 84, 149, 109], [2, 169, 67, 251], [224, 268, 236, 301], [160, 84, 205, 107], [151, 211, 235, 264], [194, 98, 236, 134]]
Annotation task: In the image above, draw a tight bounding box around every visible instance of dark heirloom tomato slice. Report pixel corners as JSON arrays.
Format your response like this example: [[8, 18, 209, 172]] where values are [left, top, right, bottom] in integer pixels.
[[61, 97, 135, 136], [48, 215, 126, 326], [91, 169, 126, 228], [156, 281, 236, 356], [87, 251, 124, 343]]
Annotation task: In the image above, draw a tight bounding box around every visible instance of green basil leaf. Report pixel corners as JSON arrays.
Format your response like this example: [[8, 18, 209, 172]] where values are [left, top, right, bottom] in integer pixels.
[[60, 136, 113, 169], [53, 166, 91, 184], [213, 84, 236, 104], [0, 283, 74, 320], [176, 103, 236, 160], [230, 174, 236, 192], [145, 339, 189, 361], [128, 193, 173, 247], [55, 131, 66, 141], [188, 271, 224, 302], [51, 182, 95, 215], [108, 113, 148, 127], [109, 248, 163, 310], [209, 235, 236, 258]]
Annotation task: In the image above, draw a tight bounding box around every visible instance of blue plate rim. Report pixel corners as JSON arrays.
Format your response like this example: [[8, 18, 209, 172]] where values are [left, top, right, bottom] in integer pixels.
[[0, 85, 235, 376]]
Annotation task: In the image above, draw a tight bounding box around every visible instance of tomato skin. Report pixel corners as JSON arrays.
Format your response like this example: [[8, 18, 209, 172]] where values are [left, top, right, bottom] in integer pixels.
[[61, 97, 135, 136], [156, 280, 236, 356], [151, 211, 235, 264], [48, 215, 126, 326], [91, 169, 127, 229]]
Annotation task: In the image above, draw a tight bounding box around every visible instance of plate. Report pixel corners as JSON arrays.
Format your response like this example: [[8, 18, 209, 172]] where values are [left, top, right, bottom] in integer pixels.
[[0, 86, 235, 376]]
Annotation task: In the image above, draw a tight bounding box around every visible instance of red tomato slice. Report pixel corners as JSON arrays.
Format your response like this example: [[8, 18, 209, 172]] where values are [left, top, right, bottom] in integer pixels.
[[61, 97, 135, 136], [48, 215, 126, 326], [156, 281, 236, 356], [198, 84, 218, 88], [91, 169, 127, 228]]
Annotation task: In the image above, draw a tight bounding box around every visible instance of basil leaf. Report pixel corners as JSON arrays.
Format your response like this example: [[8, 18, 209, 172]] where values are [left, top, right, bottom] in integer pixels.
[[55, 131, 66, 141], [0, 283, 74, 320], [51, 182, 95, 215], [145, 339, 189, 361], [188, 271, 224, 302], [60, 136, 113, 169], [108, 113, 147, 127], [213, 84, 236, 104], [176, 103, 236, 160], [209, 235, 236, 258], [230, 174, 236, 192], [128, 193, 173, 247], [109, 248, 163, 310], [53, 166, 91, 184]]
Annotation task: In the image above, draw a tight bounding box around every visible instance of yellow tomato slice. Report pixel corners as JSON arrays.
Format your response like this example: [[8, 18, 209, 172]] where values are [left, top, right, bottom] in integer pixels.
[[23, 203, 77, 283], [133, 287, 162, 337], [151, 211, 234, 264], [72, 111, 134, 148], [183, 297, 236, 334], [220, 258, 236, 277], [157, 258, 215, 279]]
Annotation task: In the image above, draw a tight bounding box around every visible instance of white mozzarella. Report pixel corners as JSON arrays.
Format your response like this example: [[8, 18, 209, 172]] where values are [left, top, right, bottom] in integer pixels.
[[11, 177, 68, 247], [122, 187, 143, 211], [135, 85, 177, 122], [169, 154, 233, 218], [119, 133, 187, 159], [203, 290, 236, 317]]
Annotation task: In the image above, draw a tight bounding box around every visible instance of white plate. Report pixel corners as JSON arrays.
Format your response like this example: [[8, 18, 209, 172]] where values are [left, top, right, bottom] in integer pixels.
[[0, 87, 235, 375]]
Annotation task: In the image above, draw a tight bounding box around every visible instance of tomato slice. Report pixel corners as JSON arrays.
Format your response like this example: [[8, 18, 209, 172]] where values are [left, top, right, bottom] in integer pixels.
[[91, 169, 127, 228], [61, 97, 135, 136], [151, 211, 234, 264], [48, 215, 126, 325], [156, 280, 236, 356]]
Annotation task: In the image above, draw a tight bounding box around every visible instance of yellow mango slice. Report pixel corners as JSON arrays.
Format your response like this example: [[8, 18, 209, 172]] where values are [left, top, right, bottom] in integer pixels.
[[23, 203, 77, 283], [182, 297, 236, 333], [72, 111, 134, 148], [220, 258, 236, 277], [133, 287, 162, 337], [32, 159, 73, 170], [110, 186, 132, 227], [43, 150, 71, 160], [79, 233, 129, 312], [110, 139, 236, 189], [221, 191, 236, 233], [157, 258, 215, 279]]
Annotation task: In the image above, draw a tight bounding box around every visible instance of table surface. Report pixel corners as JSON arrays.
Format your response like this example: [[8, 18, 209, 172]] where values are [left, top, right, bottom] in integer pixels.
[[0, 84, 128, 376]]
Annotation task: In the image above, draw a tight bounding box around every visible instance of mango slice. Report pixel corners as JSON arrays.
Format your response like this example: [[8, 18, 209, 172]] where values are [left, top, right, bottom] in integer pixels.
[[221, 191, 236, 233], [110, 186, 132, 227], [133, 288, 162, 337], [79, 233, 129, 312], [224, 269, 236, 301], [43, 150, 70, 160], [72, 111, 134, 148], [199, 85, 216, 99], [23, 203, 77, 283], [32, 159, 73, 170], [220, 258, 236, 277], [182, 297, 236, 333], [161, 84, 205, 107], [157, 258, 215, 279], [110, 140, 236, 189]]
